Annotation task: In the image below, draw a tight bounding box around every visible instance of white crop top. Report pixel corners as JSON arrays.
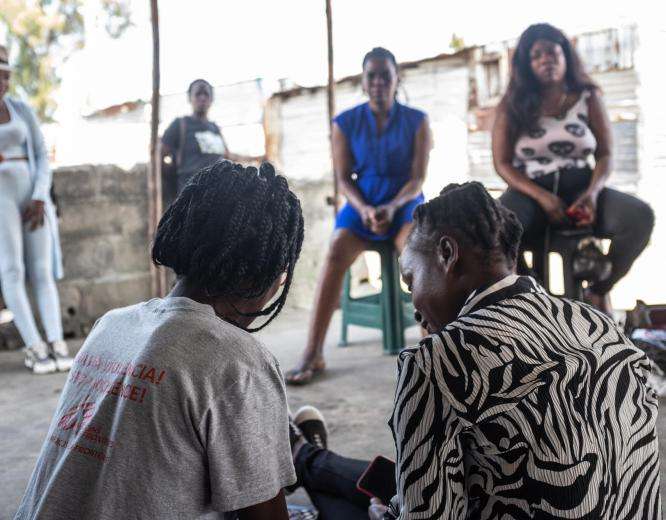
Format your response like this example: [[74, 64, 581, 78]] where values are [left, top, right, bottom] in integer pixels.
[[0, 101, 29, 158]]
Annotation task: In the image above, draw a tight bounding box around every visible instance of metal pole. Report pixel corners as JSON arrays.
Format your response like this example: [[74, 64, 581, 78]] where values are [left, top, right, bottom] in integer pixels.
[[148, 0, 165, 296], [325, 0, 338, 216]]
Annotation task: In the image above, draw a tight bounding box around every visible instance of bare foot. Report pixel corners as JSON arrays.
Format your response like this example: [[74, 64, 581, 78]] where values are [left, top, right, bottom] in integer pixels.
[[585, 290, 613, 316], [285, 356, 326, 386]]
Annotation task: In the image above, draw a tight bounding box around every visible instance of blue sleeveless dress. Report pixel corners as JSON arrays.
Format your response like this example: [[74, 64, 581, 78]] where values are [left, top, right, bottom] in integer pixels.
[[333, 101, 426, 241]]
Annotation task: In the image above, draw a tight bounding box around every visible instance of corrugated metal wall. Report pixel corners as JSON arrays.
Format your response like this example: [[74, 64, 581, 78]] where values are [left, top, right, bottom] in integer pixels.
[[401, 60, 470, 197], [615, 23, 666, 308], [593, 69, 640, 190], [269, 82, 364, 182], [467, 69, 640, 191]]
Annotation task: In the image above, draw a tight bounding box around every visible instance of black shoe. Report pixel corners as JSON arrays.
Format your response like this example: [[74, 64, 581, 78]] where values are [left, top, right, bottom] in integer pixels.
[[294, 405, 327, 450]]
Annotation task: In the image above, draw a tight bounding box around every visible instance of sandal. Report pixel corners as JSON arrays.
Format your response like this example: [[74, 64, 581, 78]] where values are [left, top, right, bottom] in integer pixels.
[[284, 362, 325, 386]]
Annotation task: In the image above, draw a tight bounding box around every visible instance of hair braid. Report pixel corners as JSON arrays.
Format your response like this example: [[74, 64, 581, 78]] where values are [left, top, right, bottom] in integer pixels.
[[413, 182, 523, 267], [152, 160, 304, 331]]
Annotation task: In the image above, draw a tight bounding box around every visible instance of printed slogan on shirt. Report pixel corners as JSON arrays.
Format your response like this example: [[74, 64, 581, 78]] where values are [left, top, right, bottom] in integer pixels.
[[50, 354, 168, 464]]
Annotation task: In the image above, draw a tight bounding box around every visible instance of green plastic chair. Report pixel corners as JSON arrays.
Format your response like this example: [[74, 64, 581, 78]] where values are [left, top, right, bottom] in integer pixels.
[[339, 241, 416, 355]]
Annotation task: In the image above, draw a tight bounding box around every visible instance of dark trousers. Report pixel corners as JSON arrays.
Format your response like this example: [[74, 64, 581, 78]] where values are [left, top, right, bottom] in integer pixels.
[[499, 168, 655, 294], [293, 443, 372, 520]]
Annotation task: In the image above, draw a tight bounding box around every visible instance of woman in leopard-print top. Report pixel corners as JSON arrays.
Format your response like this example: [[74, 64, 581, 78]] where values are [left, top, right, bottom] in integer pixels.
[[492, 23, 653, 315]]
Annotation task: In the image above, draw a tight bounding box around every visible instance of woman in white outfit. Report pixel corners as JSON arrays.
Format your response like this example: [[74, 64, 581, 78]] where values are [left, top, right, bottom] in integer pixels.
[[0, 45, 71, 374]]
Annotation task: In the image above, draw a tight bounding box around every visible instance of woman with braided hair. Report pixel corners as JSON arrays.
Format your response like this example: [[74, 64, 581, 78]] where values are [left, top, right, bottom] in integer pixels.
[[17, 161, 304, 520], [286, 47, 432, 385]]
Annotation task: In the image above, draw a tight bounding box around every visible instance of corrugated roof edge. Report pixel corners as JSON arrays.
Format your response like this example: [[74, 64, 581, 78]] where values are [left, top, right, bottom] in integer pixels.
[[270, 47, 474, 101], [84, 100, 147, 120]]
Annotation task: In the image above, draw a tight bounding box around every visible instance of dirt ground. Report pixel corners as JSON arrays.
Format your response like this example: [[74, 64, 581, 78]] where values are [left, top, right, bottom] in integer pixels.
[[1, 308, 665, 518]]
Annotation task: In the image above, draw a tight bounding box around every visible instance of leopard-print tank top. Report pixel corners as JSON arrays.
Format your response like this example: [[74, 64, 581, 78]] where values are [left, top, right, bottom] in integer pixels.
[[513, 90, 597, 179]]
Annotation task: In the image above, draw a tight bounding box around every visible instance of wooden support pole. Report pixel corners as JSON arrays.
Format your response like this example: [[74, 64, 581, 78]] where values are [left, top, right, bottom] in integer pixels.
[[325, 0, 338, 217], [148, 0, 165, 297]]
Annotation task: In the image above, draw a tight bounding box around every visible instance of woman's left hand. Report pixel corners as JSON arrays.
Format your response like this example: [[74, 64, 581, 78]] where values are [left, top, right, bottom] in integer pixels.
[[567, 190, 598, 227], [368, 497, 389, 519], [22, 200, 46, 231], [371, 204, 396, 235]]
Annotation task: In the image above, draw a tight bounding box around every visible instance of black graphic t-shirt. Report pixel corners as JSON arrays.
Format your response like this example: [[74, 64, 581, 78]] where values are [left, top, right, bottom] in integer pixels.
[[162, 116, 227, 191], [512, 90, 597, 179]]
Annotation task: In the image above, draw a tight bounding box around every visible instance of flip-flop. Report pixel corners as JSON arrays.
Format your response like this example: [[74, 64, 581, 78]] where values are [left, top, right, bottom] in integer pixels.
[[284, 365, 325, 386]]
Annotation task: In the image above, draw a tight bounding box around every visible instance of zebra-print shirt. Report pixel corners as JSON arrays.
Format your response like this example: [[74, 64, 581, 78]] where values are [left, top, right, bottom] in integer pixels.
[[388, 275, 661, 519]]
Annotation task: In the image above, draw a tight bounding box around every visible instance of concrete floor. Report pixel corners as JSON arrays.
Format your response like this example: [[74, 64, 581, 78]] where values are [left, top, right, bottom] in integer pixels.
[[2, 309, 666, 518]]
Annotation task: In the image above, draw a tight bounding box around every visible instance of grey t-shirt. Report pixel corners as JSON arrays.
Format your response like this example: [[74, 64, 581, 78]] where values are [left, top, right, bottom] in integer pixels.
[[15, 297, 296, 519]]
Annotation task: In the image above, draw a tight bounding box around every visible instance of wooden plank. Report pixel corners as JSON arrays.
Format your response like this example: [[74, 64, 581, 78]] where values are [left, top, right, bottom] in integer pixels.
[[148, 0, 166, 297]]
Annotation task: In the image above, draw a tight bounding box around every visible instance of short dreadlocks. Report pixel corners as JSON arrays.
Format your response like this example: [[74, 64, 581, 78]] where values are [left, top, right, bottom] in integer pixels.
[[413, 182, 523, 267]]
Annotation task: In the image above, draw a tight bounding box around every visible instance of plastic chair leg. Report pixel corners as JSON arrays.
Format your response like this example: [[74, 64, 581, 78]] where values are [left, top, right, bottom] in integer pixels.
[[339, 271, 350, 347], [561, 246, 583, 300], [380, 247, 403, 355]]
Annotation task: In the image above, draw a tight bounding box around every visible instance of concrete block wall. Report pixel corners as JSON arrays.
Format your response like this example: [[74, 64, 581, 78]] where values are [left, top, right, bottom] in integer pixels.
[[56, 164, 153, 337], [285, 178, 335, 310], [0, 164, 153, 349], [0, 164, 333, 349]]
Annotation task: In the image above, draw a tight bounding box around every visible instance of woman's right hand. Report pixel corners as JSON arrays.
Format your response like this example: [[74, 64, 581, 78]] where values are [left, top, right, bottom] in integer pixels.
[[537, 191, 568, 224], [360, 205, 376, 230], [22, 199, 46, 231]]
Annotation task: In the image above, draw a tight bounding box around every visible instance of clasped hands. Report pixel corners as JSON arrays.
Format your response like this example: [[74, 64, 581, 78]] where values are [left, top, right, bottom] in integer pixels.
[[538, 189, 598, 227], [361, 204, 396, 236]]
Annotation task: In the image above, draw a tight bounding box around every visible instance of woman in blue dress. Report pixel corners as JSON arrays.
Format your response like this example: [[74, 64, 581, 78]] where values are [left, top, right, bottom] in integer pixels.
[[286, 47, 432, 385]]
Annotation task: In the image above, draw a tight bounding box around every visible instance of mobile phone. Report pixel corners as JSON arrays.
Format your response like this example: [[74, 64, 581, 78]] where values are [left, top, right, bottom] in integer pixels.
[[356, 455, 397, 505], [566, 206, 589, 222]]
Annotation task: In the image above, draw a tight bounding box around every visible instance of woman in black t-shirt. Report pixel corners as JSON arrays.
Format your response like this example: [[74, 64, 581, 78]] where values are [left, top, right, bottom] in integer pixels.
[[161, 79, 260, 201]]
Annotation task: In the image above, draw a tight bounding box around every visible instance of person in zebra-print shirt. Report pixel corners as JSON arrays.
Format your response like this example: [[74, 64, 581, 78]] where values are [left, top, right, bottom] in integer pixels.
[[380, 182, 661, 519]]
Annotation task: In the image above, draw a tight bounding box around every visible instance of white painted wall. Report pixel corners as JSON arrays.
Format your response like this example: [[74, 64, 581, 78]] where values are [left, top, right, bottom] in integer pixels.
[[274, 81, 363, 183]]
